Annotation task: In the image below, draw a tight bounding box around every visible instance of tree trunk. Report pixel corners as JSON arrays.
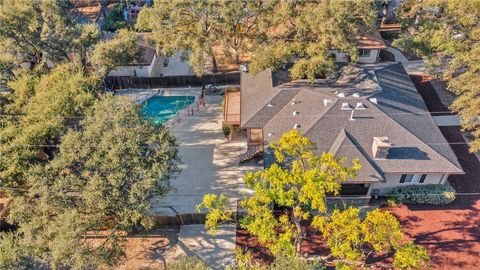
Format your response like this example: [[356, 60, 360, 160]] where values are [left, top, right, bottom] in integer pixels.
[[233, 49, 239, 65], [294, 219, 303, 256], [211, 54, 218, 73]]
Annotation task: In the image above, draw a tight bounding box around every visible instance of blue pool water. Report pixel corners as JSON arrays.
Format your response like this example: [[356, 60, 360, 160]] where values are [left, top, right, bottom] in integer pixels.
[[141, 95, 195, 124]]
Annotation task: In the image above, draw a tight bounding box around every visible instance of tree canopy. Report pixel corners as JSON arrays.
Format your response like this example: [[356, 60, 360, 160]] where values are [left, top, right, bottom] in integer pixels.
[[393, 0, 480, 153], [0, 64, 97, 188], [314, 207, 428, 269], [198, 131, 429, 269], [0, 0, 99, 70], [198, 130, 360, 256], [1, 95, 180, 269], [90, 29, 143, 76], [137, 0, 376, 79], [249, 0, 377, 80]]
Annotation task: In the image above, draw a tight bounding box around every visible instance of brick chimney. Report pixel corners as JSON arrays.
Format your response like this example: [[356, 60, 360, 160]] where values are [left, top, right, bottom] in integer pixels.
[[372, 137, 392, 159]]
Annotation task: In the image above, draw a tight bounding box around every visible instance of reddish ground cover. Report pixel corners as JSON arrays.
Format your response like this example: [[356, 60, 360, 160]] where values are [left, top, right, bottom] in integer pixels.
[[440, 126, 480, 193], [385, 197, 480, 270], [236, 71, 480, 269]]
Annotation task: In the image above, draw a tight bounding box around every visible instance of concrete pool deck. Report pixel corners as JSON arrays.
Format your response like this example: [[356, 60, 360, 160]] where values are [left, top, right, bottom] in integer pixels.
[[150, 96, 258, 216], [116, 87, 201, 104]]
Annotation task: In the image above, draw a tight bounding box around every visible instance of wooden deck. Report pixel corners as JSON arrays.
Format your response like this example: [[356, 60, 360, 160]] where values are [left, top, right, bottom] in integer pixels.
[[224, 91, 240, 125]]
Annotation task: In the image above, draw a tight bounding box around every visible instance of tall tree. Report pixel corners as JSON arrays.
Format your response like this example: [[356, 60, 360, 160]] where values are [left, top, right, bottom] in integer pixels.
[[136, 0, 222, 74], [136, 0, 272, 74], [218, 0, 273, 65], [0, 0, 87, 69], [1, 95, 180, 269], [249, 0, 377, 80], [393, 0, 480, 153], [0, 63, 97, 189], [197, 130, 360, 256]]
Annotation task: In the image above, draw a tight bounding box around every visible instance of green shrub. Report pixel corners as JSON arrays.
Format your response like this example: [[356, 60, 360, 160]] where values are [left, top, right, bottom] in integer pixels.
[[222, 123, 231, 137], [391, 184, 456, 205]]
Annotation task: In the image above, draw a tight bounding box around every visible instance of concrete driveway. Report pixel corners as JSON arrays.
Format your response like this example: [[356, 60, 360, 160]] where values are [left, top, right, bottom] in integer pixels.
[[150, 96, 258, 216]]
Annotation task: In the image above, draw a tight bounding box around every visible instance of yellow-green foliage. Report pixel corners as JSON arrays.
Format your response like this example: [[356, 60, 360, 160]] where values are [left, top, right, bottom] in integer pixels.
[[362, 209, 403, 252], [315, 207, 421, 269], [199, 130, 360, 257], [314, 208, 363, 262], [196, 194, 232, 234], [393, 242, 429, 270]]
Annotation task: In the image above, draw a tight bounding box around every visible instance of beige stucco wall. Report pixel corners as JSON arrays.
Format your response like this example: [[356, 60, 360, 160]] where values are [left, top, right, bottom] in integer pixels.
[[330, 49, 380, 64], [371, 173, 448, 195]]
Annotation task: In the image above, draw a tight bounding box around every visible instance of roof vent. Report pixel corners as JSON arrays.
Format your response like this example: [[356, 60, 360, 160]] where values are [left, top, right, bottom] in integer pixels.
[[323, 98, 333, 107], [349, 110, 355, 121], [337, 92, 346, 98], [268, 132, 272, 137], [353, 93, 360, 98], [341, 102, 352, 110], [292, 111, 299, 116], [267, 102, 273, 107], [369, 98, 378, 104], [372, 137, 392, 159], [355, 103, 367, 110], [291, 99, 297, 105], [293, 123, 301, 129]]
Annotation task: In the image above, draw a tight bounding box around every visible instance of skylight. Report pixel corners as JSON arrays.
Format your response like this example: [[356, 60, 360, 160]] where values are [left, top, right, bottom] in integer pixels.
[[323, 98, 333, 106], [341, 102, 352, 110], [355, 103, 367, 110]]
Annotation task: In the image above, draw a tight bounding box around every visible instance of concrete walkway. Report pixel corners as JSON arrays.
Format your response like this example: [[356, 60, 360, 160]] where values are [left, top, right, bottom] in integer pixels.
[[150, 96, 258, 216], [385, 47, 426, 74], [175, 225, 236, 270], [433, 115, 461, 127]]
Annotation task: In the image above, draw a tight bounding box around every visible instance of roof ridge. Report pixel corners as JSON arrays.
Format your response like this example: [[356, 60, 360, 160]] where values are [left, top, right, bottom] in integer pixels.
[[243, 89, 301, 128], [342, 129, 385, 179], [369, 99, 463, 173], [373, 64, 462, 173], [328, 128, 385, 182]]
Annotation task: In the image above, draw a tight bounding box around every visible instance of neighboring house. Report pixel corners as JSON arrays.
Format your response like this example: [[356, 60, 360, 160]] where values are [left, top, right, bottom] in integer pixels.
[[69, 0, 112, 25], [330, 31, 387, 63], [107, 33, 194, 78], [238, 63, 463, 198]]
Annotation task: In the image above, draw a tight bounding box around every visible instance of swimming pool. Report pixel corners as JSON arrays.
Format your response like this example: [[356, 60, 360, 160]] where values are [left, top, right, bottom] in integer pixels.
[[141, 95, 196, 124]]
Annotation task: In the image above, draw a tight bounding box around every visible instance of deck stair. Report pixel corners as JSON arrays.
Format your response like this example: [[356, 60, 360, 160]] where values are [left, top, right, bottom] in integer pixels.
[[239, 146, 262, 163]]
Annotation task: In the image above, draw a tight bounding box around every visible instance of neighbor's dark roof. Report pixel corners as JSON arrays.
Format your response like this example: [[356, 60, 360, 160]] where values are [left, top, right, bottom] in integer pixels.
[[240, 63, 463, 180]]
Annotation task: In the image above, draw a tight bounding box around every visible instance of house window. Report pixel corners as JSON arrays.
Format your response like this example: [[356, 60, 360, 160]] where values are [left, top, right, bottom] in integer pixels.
[[400, 174, 426, 183], [358, 49, 371, 57]]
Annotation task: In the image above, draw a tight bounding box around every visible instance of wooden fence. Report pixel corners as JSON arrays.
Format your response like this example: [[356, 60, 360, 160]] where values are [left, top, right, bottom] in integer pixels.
[[105, 72, 241, 90]]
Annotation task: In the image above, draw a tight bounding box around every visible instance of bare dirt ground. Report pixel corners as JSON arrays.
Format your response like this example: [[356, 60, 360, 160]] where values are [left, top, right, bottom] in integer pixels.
[[116, 228, 179, 270]]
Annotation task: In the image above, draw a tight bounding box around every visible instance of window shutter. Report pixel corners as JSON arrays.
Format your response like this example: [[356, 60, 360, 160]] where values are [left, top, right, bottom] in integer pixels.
[[419, 174, 427, 183], [400, 174, 406, 183]]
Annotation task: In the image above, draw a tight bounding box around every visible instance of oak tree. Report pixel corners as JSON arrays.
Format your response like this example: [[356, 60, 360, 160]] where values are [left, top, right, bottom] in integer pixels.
[[1, 95, 180, 268], [393, 0, 480, 153], [90, 29, 144, 76], [249, 0, 377, 80]]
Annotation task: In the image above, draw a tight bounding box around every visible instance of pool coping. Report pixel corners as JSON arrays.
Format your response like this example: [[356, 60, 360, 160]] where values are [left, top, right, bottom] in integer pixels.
[[147, 91, 200, 127]]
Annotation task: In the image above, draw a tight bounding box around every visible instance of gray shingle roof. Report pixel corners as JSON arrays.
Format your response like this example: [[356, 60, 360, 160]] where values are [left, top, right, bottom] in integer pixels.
[[240, 63, 464, 177]]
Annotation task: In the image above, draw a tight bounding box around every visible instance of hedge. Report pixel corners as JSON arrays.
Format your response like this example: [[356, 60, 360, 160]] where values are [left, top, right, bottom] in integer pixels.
[[391, 184, 456, 205]]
